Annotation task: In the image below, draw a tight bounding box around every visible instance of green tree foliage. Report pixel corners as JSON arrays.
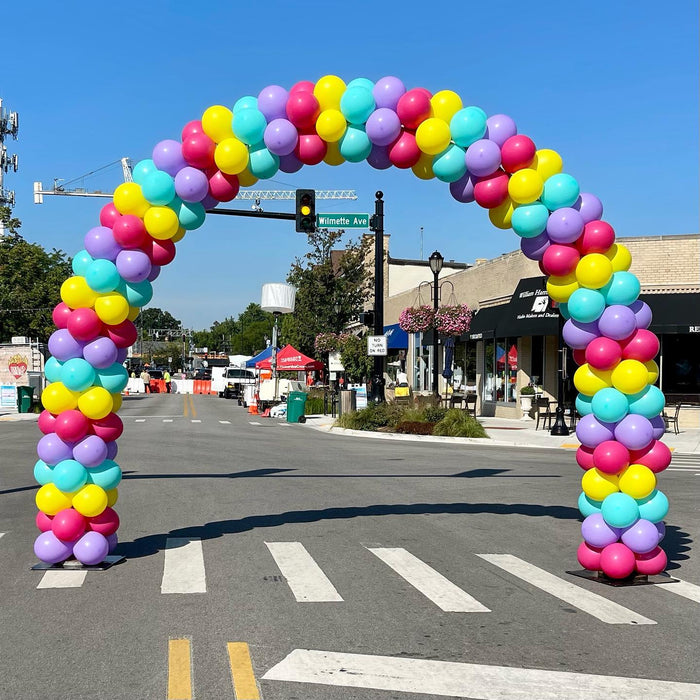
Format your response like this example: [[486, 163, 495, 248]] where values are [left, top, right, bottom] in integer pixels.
[[339, 333, 373, 383], [136, 308, 182, 338], [0, 208, 73, 342]]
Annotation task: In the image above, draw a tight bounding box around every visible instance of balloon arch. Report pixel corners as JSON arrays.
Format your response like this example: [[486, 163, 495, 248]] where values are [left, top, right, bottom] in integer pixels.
[[33, 75, 670, 579]]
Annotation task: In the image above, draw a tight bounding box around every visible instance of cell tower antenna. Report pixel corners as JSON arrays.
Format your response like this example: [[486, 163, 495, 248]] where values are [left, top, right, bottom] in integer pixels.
[[0, 97, 20, 237]]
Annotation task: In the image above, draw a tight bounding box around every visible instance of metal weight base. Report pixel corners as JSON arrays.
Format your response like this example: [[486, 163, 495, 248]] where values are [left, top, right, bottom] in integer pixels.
[[31, 555, 125, 572], [567, 569, 679, 587]]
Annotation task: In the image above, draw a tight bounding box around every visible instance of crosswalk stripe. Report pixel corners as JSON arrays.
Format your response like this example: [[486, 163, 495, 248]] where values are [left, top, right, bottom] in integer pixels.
[[36, 570, 87, 589], [163, 419, 173, 423], [262, 648, 700, 698], [477, 554, 655, 625], [227, 642, 260, 700], [219, 420, 231, 424], [167, 638, 193, 700], [135, 419, 146, 423], [265, 542, 343, 602], [161, 538, 206, 594], [368, 547, 490, 612], [0, 532, 4, 539], [656, 578, 700, 604], [190, 419, 201, 423]]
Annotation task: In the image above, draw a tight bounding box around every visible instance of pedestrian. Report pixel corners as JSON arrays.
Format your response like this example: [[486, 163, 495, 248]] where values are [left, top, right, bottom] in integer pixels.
[[140, 369, 151, 394], [164, 369, 171, 393]]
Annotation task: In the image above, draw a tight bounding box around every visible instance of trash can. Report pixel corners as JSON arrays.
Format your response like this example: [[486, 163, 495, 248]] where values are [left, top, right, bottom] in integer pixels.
[[286, 391, 308, 423], [17, 386, 33, 413], [340, 389, 356, 415]]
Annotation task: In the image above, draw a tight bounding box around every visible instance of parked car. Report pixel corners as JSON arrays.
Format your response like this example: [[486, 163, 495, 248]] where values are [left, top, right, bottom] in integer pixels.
[[220, 367, 256, 401]]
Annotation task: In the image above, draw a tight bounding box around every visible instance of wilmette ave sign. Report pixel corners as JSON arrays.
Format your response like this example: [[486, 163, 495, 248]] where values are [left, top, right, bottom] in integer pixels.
[[316, 213, 370, 229]]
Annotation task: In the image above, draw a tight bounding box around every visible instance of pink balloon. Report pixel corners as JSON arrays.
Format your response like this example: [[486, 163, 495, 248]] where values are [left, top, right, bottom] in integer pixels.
[[104, 320, 137, 349], [54, 409, 90, 442], [635, 546, 667, 575], [36, 510, 53, 532], [182, 131, 216, 170], [52, 508, 87, 541], [542, 244, 580, 277], [181, 120, 203, 139], [99, 203, 122, 229], [67, 307, 103, 342], [88, 506, 120, 536], [294, 133, 326, 165], [112, 215, 147, 248], [38, 410, 58, 435], [600, 542, 636, 579], [52, 302, 73, 330], [473, 171, 510, 209], [89, 413, 123, 442], [286, 91, 320, 130], [500, 135, 536, 173], [208, 170, 240, 202], [577, 541, 603, 571], [388, 130, 420, 169], [289, 80, 315, 94], [142, 237, 176, 266], [576, 220, 615, 255], [576, 445, 596, 470], [629, 440, 672, 473], [592, 440, 629, 475], [396, 89, 431, 130], [585, 336, 622, 371], [620, 329, 660, 362]]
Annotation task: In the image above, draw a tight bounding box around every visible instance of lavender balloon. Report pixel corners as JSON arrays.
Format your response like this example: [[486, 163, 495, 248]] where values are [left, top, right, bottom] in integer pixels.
[[106, 532, 119, 553], [654, 520, 666, 543], [48, 329, 85, 362], [649, 414, 666, 440], [105, 441, 118, 460], [367, 144, 392, 170], [82, 336, 118, 369], [520, 231, 551, 261], [576, 414, 617, 448], [116, 249, 151, 283], [563, 319, 600, 349], [574, 192, 604, 224], [34, 532, 75, 565], [257, 85, 289, 121], [174, 167, 209, 203], [365, 108, 401, 146], [200, 194, 219, 210], [614, 414, 654, 450], [116, 347, 128, 365], [546, 208, 585, 244], [153, 139, 187, 177], [465, 139, 501, 177], [372, 76, 406, 110], [84, 226, 122, 262], [621, 518, 660, 554], [72, 531, 109, 566], [37, 433, 74, 465], [449, 171, 477, 203], [264, 119, 299, 156], [147, 264, 162, 282], [598, 305, 637, 340], [278, 152, 303, 173], [629, 299, 652, 330], [582, 513, 621, 548], [485, 114, 517, 147], [73, 434, 108, 468]]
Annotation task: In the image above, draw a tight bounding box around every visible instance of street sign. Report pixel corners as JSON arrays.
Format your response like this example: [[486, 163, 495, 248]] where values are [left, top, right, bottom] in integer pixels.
[[367, 335, 387, 356], [316, 213, 370, 229]]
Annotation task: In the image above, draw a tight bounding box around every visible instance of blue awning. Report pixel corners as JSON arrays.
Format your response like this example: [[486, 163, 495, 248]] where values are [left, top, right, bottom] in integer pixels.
[[384, 323, 408, 349], [245, 346, 278, 367]]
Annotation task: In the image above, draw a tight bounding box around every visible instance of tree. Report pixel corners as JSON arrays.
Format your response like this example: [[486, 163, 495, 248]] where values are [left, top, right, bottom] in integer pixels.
[[339, 334, 373, 383], [136, 308, 181, 338]]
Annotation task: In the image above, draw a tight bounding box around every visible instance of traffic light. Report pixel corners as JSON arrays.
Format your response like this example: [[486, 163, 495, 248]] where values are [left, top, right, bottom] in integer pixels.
[[295, 189, 316, 233]]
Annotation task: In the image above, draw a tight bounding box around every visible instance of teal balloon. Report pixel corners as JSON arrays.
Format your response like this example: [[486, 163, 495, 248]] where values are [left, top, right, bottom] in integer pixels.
[[233, 95, 258, 114], [87, 459, 122, 490], [340, 86, 375, 125], [173, 200, 206, 230], [347, 77, 374, 92], [85, 259, 121, 293], [575, 392, 594, 416], [132, 159, 158, 186], [567, 288, 606, 323], [558, 302, 570, 320], [95, 363, 128, 394], [601, 271, 640, 306], [450, 107, 487, 148], [432, 144, 467, 183], [637, 489, 669, 523], [601, 492, 639, 528], [511, 202, 549, 238], [72, 249, 94, 276], [44, 357, 64, 384], [627, 385, 665, 419], [248, 143, 280, 179], [541, 173, 580, 210], [578, 491, 602, 517], [591, 387, 629, 423], [118, 279, 153, 308], [34, 459, 54, 486], [141, 170, 176, 206], [339, 125, 372, 162], [233, 108, 267, 145], [53, 458, 88, 492], [62, 358, 96, 392]]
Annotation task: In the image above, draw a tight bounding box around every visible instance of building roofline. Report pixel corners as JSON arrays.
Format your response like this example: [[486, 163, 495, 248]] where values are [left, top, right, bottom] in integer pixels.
[[387, 255, 470, 269]]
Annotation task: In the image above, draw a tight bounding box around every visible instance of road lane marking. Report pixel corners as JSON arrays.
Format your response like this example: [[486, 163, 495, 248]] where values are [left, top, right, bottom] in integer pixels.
[[262, 649, 700, 698], [0, 532, 4, 539], [227, 642, 260, 700], [163, 419, 174, 423], [249, 421, 261, 425], [167, 638, 193, 700], [161, 538, 206, 594], [219, 420, 231, 424], [656, 578, 700, 603], [368, 547, 490, 613], [183, 394, 189, 417], [135, 419, 146, 423], [191, 419, 201, 423], [36, 570, 87, 588], [477, 554, 655, 625], [265, 542, 343, 602], [188, 394, 197, 419]]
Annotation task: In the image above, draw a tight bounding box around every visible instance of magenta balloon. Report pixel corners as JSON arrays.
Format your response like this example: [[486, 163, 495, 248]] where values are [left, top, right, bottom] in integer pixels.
[[278, 152, 303, 173], [372, 76, 406, 110], [258, 85, 289, 121], [449, 171, 477, 203], [465, 139, 501, 177], [82, 336, 118, 369], [37, 433, 74, 465], [116, 249, 151, 283], [574, 192, 604, 224], [174, 166, 209, 203], [581, 513, 621, 548], [72, 531, 109, 565], [621, 518, 660, 554], [365, 108, 402, 146], [84, 226, 122, 262], [563, 319, 600, 349], [72, 434, 108, 468], [546, 208, 585, 244], [264, 119, 299, 156], [614, 414, 654, 450], [629, 300, 652, 330], [576, 414, 617, 448], [649, 414, 666, 440], [366, 144, 392, 170], [485, 114, 517, 147], [34, 532, 74, 564], [153, 140, 187, 177], [48, 329, 86, 361], [598, 305, 637, 341], [147, 264, 162, 282], [520, 231, 551, 261]]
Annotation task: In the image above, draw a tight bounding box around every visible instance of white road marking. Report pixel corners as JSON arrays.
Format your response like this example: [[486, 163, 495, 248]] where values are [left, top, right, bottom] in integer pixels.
[[265, 542, 343, 602], [135, 419, 146, 423], [368, 547, 490, 612], [219, 420, 231, 424], [262, 649, 700, 698], [163, 419, 173, 423], [191, 419, 201, 423], [161, 538, 206, 594], [0, 532, 4, 539], [249, 421, 261, 425], [477, 554, 655, 625], [657, 578, 700, 604], [37, 570, 87, 588]]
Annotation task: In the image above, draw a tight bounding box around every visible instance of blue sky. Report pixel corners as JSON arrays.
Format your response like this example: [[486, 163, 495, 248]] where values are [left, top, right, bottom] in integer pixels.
[[2, 1, 698, 330]]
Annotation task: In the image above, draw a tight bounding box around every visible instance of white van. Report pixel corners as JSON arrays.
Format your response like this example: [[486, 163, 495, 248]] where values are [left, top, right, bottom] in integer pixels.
[[214, 367, 257, 400]]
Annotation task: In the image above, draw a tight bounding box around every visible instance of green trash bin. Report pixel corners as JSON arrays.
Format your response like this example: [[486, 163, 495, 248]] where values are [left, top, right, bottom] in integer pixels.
[[17, 386, 33, 413], [286, 391, 308, 423]]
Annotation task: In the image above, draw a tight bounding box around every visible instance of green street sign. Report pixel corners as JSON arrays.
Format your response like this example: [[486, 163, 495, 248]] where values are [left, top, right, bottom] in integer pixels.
[[316, 213, 370, 229]]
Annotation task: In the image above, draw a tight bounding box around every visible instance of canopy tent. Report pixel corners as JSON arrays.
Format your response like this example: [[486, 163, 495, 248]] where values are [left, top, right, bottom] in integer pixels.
[[256, 344, 323, 371], [246, 346, 278, 368]]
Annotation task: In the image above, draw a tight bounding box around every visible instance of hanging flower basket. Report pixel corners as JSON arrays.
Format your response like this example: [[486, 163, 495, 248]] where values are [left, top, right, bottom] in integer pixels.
[[314, 332, 340, 354], [434, 304, 473, 336], [399, 305, 435, 334]]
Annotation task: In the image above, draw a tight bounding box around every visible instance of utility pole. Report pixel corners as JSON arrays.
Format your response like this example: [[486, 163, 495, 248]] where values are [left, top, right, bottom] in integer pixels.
[[0, 98, 20, 237], [369, 191, 385, 404]]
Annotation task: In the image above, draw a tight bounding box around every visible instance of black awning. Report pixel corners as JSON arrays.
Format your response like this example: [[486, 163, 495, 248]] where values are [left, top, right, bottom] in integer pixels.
[[640, 293, 700, 334], [495, 276, 560, 337], [462, 305, 506, 341]]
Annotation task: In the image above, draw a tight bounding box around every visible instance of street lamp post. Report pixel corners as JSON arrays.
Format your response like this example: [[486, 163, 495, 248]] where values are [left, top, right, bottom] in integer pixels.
[[550, 310, 570, 436], [429, 250, 444, 398]]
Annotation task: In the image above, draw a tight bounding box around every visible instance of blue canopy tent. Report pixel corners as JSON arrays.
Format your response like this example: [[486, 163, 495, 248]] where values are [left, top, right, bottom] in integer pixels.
[[245, 346, 278, 368]]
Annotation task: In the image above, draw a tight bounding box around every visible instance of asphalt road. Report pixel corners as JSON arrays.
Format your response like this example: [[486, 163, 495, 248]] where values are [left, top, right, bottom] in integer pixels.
[[0, 393, 698, 699]]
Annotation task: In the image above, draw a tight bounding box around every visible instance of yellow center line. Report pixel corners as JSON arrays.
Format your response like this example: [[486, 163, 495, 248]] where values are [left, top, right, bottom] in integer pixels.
[[168, 638, 193, 700], [227, 642, 260, 700], [183, 394, 189, 417], [189, 393, 197, 419]]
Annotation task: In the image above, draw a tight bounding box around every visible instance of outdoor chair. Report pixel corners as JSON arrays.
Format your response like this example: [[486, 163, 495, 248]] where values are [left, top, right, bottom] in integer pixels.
[[663, 402, 681, 434], [449, 394, 465, 410], [535, 397, 553, 430], [463, 393, 477, 419]]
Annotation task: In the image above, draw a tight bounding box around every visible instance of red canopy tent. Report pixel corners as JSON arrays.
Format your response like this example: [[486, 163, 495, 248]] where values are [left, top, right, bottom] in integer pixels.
[[255, 344, 323, 371]]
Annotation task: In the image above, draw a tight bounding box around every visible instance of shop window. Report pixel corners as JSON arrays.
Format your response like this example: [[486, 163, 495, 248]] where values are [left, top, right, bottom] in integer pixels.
[[662, 335, 700, 394], [452, 341, 476, 391], [413, 333, 431, 392], [531, 335, 544, 388], [483, 337, 518, 403]]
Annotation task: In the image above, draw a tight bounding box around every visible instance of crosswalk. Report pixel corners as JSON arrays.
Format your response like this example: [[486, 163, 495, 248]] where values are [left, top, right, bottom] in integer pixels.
[[668, 452, 700, 473]]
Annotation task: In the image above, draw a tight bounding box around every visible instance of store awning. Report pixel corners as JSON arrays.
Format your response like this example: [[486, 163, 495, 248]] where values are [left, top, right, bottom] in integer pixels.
[[641, 293, 700, 334], [463, 305, 506, 341], [383, 323, 408, 349], [495, 276, 560, 337]]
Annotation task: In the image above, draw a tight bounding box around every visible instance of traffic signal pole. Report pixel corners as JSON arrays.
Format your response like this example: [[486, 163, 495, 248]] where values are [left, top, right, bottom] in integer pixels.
[[369, 191, 385, 404]]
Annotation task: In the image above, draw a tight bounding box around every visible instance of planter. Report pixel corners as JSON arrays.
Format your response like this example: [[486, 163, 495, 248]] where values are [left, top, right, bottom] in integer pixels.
[[520, 395, 533, 413]]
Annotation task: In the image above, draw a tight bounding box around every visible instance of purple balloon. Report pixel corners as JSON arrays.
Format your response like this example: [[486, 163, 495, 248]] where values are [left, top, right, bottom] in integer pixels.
[[372, 76, 406, 110], [582, 513, 621, 548], [654, 520, 666, 543], [48, 329, 86, 362], [84, 226, 122, 262], [82, 336, 118, 369], [563, 319, 600, 349], [116, 249, 151, 283], [34, 532, 75, 565], [629, 300, 652, 330], [485, 114, 517, 147], [278, 152, 303, 173], [147, 264, 162, 282], [573, 192, 604, 224], [546, 208, 585, 244], [649, 414, 666, 440], [106, 532, 119, 553], [449, 171, 477, 203], [73, 434, 108, 468], [174, 166, 209, 203], [264, 119, 299, 156], [598, 305, 637, 341], [621, 518, 660, 554], [72, 531, 109, 566], [614, 414, 654, 450], [366, 144, 392, 170], [465, 139, 501, 177], [152, 139, 187, 177], [200, 194, 219, 210], [258, 85, 289, 121], [365, 108, 401, 146], [105, 440, 118, 460], [37, 433, 74, 465], [520, 231, 551, 261], [576, 414, 617, 448]]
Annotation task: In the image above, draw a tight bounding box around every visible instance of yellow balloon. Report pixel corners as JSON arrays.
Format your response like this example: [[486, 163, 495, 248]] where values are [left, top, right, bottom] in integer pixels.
[[645, 359, 659, 385], [619, 464, 656, 499], [489, 197, 516, 230], [36, 483, 73, 516], [111, 392, 123, 412], [508, 169, 544, 204], [316, 109, 347, 142], [532, 149, 563, 181], [78, 386, 114, 420], [415, 117, 451, 155], [546, 273, 580, 303], [237, 168, 258, 187], [106, 487, 119, 507], [576, 253, 614, 289], [214, 137, 249, 175], [42, 382, 79, 413], [611, 359, 649, 395], [61, 276, 98, 309], [144, 206, 179, 240], [313, 75, 346, 111], [605, 242, 632, 272], [430, 90, 463, 122], [127, 305, 140, 322], [574, 363, 613, 395], [170, 226, 187, 243], [72, 484, 108, 518], [411, 152, 435, 180], [94, 292, 129, 325], [201, 105, 235, 143], [323, 141, 345, 166], [113, 183, 149, 217], [582, 468, 619, 501]]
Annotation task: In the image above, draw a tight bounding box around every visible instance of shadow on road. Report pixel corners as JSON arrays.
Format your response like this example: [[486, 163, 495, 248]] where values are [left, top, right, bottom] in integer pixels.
[[664, 525, 692, 571]]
